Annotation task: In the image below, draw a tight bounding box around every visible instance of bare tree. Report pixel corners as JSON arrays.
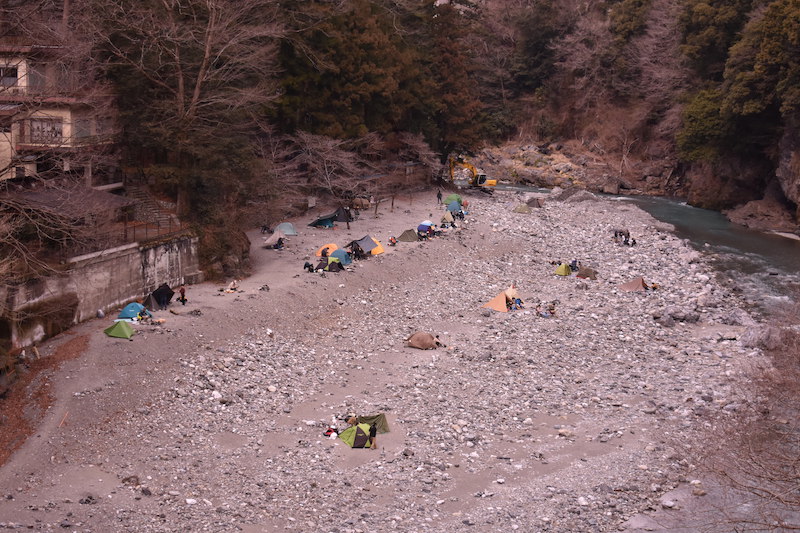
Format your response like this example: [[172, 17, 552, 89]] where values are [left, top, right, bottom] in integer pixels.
[[289, 131, 364, 202], [73, 0, 284, 216]]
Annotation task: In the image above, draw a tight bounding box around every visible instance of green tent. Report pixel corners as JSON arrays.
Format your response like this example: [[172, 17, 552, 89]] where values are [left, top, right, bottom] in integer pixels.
[[444, 193, 462, 205], [338, 423, 373, 448], [104, 321, 135, 339], [554, 263, 572, 276]]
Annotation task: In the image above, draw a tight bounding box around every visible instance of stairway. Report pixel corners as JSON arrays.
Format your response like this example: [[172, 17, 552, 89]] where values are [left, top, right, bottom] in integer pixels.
[[125, 184, 179, 227]]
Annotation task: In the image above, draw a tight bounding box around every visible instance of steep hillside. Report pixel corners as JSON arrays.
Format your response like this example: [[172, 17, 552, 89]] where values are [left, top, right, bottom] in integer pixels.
[[482, 0, 800, 231]]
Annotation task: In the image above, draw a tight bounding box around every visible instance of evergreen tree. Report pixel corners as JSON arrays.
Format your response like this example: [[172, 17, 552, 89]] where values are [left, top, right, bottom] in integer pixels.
[[429, 2, 485, 156], [679, 0, 754, 81]]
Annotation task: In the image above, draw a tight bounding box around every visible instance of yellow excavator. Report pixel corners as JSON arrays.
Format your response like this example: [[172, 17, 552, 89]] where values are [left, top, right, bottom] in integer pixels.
[[448, 155, 497, 189]]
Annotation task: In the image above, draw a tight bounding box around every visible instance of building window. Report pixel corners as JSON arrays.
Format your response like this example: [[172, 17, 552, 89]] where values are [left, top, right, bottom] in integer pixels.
[[0, 67, 18, 87], [74, 119, 90, 139], [29, 118, 63, 144]]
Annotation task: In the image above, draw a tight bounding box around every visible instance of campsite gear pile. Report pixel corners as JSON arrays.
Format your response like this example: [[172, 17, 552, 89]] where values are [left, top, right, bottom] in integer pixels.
[[334, 413, 390, 449]]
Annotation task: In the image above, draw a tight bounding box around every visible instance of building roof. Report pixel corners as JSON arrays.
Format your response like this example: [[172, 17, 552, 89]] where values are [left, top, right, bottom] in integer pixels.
[[1, 185, 134, 218]]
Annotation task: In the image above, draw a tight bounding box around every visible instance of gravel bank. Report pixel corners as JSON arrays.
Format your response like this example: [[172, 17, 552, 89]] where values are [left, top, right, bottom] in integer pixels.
[[0, 189, 761, 532]]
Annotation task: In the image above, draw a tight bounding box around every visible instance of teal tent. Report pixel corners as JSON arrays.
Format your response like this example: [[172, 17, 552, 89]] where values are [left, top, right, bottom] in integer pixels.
[[309, 212, 337, 228], [444, 193, 462, 205], [330, 248, 352, 265], [118, 302, 151, 320]]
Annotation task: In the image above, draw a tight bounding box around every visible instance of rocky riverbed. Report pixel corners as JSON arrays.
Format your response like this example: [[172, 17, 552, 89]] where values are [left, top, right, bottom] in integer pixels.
[[0, 189, 764, 532]]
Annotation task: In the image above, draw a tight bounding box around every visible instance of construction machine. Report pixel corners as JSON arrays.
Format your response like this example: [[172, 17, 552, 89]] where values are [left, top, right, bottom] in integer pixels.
[[447, 155, 496, 190]]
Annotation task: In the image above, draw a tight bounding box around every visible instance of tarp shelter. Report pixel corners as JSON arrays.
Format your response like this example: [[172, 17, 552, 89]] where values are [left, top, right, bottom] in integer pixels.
[[417, 223, 431, 232], [356, 413, 390, 434], [482, 292, 509, 313], [142, 293, 159, 311], [330, 248, 352, 265], [576, 266, 598, 280], [104, 321, 135, 339], [619, 277, 648, 291], [274, 222, 298, 236], [554, 263, 572, 276], [118, 302, 151, 320], [308, 212, 337, 228], [444, 193, 462, 205], [527, 197, 545, 208], [441, 211, 454, 223], [504, 285, 520, 302], [447, 200, 462, 213], [333, 206, 352, 222], [512, 204, 531, 214], [348, 235, 384, 256], [398, 229, 418, 242], [315, 243, 338, 256], [263, 230, 285, 247], [338, 423, 373, 448], [152, 283, 174, 305]]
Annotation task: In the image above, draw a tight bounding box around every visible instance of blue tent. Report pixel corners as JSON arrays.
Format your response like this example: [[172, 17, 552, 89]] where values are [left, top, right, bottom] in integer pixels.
[[447, 200, 462, 213], [417, 223, 431, 232], [118, 302, 152, 320], [330, 248, 352, 265]]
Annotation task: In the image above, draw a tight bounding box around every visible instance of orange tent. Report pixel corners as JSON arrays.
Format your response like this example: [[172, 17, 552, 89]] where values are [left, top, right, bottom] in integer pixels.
[[315, 243, 339, 257], [619, 277, 648, 291], [482, 292, 509, 313], [369, 238, 385, 255]]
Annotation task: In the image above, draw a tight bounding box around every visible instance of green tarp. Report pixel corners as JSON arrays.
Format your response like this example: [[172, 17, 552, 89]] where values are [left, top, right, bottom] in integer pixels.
[[357, 413, 390, 434]]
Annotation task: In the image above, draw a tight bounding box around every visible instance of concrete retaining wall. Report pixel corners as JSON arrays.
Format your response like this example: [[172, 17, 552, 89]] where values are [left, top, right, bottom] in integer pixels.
[[0, 235, 203, 350]]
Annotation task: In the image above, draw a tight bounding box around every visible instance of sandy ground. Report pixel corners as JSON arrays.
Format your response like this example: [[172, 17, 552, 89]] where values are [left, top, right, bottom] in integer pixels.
[[0, 191, 465, 521]]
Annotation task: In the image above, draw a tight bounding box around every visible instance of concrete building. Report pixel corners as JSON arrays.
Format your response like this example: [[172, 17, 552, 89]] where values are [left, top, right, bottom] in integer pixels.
[[0, 38, 118, 189]]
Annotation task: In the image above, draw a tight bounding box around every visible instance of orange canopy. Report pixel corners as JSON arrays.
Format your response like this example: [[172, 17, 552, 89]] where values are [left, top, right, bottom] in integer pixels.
[[315, 243, 339, 257], [482, 292, 508, 313]]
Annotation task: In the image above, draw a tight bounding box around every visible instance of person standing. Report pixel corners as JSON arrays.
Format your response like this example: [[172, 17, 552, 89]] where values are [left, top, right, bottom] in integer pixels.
[[178, 284, 187, 305], [436, 189, 443, 204]]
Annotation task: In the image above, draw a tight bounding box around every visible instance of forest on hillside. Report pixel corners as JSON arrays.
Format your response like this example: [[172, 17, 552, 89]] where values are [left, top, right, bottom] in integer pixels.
[[2, 0, 799, 271]]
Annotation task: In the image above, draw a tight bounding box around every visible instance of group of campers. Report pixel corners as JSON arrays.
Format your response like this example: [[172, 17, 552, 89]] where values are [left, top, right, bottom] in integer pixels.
[[299, 195, 470, 274], [495, 284, 557, 317], [613, 228, 636, 246]]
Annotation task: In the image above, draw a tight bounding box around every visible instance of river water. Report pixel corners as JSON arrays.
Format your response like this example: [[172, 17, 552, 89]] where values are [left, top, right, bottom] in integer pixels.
[[620, 195, 800, 311]]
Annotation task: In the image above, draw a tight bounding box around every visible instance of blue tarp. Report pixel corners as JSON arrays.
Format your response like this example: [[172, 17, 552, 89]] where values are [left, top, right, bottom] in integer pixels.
[[447, 200, 462, 213], [118, 302, 152, 319], [330, 248, 352, 265], [417, 224, 431, 232]]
